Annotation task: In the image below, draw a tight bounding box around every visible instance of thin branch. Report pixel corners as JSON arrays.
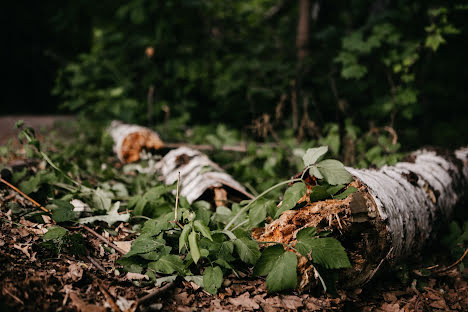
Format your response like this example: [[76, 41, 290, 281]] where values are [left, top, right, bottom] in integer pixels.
[[433, 246, 468, 273], [224, 178, 303, 231], [137, 282, 175, 305], [81, 225, 126, 255], [170, 172, 184, 229], [0, 177, 50, 213], [86, 255, 107, 273]]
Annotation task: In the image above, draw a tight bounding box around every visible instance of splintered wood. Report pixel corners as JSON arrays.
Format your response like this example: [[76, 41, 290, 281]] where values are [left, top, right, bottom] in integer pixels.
[[108, 121, 164, 163], [255, 147, 468, 291]]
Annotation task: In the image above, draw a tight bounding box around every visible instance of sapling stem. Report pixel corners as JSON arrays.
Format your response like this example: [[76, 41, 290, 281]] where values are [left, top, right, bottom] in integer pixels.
[[224, 177, 303, 231]]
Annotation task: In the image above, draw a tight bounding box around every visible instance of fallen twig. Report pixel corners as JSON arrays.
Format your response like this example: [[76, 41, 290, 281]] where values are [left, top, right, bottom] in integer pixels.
[[86, 255, 107, 273], [137, 282, 175, 305], [433, 246, 468, 273], [81, 225, 126, 255], [96, 281, 121, 312], [0, 177, 50, 213]]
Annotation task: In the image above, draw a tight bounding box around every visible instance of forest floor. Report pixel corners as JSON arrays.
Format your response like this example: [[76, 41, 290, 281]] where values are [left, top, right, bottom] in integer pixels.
[[0, 117, 467, 311]]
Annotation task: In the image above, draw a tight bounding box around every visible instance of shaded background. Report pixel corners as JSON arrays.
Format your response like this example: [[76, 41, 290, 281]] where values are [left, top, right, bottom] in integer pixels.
[[3, 0, 468, 150]]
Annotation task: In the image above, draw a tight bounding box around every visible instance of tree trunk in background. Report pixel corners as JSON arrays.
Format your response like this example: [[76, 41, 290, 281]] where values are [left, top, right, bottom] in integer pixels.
[[254, 147, 468, 291], [296, 0, 310, 63], [293, 0, 310, 131]]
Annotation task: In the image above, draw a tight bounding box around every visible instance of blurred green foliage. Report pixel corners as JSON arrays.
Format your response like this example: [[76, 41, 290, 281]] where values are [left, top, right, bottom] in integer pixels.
[[25, 1, 468, 150]]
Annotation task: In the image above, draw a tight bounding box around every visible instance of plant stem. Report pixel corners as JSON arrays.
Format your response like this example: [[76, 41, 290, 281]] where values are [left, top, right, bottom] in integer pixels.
[[224, 178, 302, 231]]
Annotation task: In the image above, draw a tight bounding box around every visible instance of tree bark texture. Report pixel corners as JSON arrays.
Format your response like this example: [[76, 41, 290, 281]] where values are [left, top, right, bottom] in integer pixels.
[[253, 147, 468, 290]]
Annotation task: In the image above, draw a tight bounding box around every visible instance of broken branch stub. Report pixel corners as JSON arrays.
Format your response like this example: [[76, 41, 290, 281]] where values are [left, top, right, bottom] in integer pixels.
[[108, 120, 164, 163], [253, 147, 468, 291]]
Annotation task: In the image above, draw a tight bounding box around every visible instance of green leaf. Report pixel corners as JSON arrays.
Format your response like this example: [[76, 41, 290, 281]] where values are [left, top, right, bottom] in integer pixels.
[[316, 160, 353, 185], [50, 200, 76, 223], [275, 182, 307, 218], [254, 244, 285, 276], [184, 275, 203, 287], [303, 146, 328, 166], [194, 220, 213, 241], [326, 184, 345, 196], [78, 202, 129, 226], [189, 230, 201, 264], [148, 255, 185, 274], [266, 251, 298, 292], [309, 166, 324, 179], [334, 186, 358, 200], [42, 226, 68, 241], [179, 223, 192, 253], [140, 212, 175, 236], [309, 186, 331, 202], [296, 237, 351, 269], [296, 227, 317, 240], [125, 234, 166, 257], [248, 198, 267, 227], [92, 188, 113, 211], [203, 266, 223, 294], [233, 237, 260, 265]]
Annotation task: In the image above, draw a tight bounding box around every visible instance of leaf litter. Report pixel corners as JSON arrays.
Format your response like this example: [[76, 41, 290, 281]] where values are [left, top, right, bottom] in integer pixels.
[[1, 122, 467, 311]]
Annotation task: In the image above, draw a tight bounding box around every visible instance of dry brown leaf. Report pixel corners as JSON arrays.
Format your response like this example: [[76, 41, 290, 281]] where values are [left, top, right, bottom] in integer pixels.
[[228, 292, 260, 310], [69, 292, 106, 312]]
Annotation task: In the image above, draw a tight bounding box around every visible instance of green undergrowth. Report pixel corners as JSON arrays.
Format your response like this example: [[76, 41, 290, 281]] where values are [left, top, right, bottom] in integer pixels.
[[0, 120, 408, 294]]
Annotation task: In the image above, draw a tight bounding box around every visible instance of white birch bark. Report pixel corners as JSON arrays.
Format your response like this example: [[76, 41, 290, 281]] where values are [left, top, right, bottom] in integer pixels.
[[347, 147, 468, 260]]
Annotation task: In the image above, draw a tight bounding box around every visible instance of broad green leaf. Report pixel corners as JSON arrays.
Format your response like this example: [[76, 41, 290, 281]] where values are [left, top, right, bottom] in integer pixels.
[[148, 255, 185, 274], [193, 201, 212, 226], [316, 160, 353, 185], [233, 237, 260, 265], [125, 234, 166, 257], [184, 275, 203, 287], [275, 182, 307, 218], [309, 186, 331, 202], [334, 186, 358, 200], [303, 146, 328, 166], [253, 244, 285, 276], [194, 220, 213, 241], [179, 224, 192, 253], [140, 212, 174, 236], [203, 266, 223, 294], [309, 166, 324, 179], [49, 200, 76, 223], [326, 184, 345, 196], [296, 227, 317, 240], [212, 206, 233, 224], [155, 275, 177, 287], [92, 188, 113, 211], [42, 226, 68, 241], [266, 251, 298, 292], [248, 198, 267, 227], [78, 202, 129, 226], [189, 230, 201, 264], [117, 257, 144, 274], [296, 237, 351, 269]]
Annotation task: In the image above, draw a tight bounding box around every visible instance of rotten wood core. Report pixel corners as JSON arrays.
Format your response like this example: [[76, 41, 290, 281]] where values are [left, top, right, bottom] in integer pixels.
[[108, 121, 164, 163], [253, 147, 468, 291]]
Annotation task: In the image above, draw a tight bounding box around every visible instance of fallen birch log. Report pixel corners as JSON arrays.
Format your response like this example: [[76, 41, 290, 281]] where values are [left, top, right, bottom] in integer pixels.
[[108, 120, 164, 163], [253, 147, 468, 290], [108, 121, 253, 204]]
